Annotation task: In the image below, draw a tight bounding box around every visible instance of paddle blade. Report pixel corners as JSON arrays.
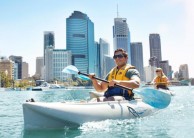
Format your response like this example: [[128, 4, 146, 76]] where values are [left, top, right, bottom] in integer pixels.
[[77, 75, 90, 80], [62, 65, 79, 74], [133, 88, 171, 109]]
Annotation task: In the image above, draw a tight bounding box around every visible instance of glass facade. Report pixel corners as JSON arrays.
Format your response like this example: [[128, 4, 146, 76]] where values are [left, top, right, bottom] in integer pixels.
[[103, 55, 115, 78], [113, 18, 131, 64], [99, 38, 110, 78], [44, 31, 55, 65], [53, 50, 72, 81], [131, 42, 144, 81], [149, 34, 162, 61], [9, 56, 22, 79], [66, 11, 94, 74]]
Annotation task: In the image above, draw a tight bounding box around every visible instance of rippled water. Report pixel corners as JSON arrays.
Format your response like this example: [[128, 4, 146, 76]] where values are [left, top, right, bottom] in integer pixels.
[[0, 86, 194, 138]]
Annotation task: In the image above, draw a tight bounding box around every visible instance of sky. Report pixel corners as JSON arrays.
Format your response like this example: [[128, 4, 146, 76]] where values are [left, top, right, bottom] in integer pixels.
[[0, 0, 194, 77]]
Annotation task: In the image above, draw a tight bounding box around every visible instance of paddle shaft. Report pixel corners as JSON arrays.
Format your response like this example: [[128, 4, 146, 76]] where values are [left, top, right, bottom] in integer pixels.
[[78, 71, 132, 91]]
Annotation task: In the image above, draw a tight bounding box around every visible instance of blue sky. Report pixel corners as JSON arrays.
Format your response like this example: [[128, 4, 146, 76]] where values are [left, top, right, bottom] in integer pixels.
[[0, 0, 194, 77]]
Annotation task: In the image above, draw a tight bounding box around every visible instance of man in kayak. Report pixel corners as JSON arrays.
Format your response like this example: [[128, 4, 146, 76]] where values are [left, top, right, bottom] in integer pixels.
[[89, 48, 140, 101], [152, 68, 170, 90]]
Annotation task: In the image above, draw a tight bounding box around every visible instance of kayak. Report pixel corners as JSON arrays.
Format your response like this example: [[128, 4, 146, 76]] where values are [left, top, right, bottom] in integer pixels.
[[23, 87, 172, 130], [23, 99, 158, 130]]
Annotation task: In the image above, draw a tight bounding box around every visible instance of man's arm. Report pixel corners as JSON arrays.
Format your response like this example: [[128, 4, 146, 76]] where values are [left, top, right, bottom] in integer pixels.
[[88, 74, 108, 92]]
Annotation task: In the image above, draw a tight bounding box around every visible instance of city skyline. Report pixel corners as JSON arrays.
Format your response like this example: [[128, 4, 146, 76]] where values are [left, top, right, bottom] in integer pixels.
[[0, 0, 194, 77]]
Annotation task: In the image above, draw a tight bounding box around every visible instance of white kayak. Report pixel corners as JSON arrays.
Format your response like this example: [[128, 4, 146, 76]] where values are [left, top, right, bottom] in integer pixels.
[[23, 99, 158, 130]]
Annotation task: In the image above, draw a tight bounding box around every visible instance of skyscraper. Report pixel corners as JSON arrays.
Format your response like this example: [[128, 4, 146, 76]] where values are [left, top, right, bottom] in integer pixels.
[[99, 38, 110, 78], [103, 55, 115, 78], [179, 64, 189, 80], [144, 65, 157, 83], [9, 55, 22, 79], [0, 58, 14, 80], [44, 48, 72, 82], [149, 56, 159, 67], [44, 31, 55, 65], [52, 49, 72, 82], [36, 57, 44, 78], [44, 47, 53, 82], [131, 42, 144, 81], [113, 18, 131, 63], [22, 62, 29, 79], [149, 34, 162, 62], [94, 42, 100, 77], [159, 60, 170, 78], [66, 11, 94, 74]]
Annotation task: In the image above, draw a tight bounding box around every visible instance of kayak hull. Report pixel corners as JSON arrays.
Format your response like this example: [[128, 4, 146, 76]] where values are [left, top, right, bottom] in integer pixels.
[[23, 100, 157, 129]]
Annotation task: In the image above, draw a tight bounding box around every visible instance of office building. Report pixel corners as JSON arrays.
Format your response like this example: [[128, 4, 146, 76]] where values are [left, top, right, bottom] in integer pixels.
[[179, 64, 189, 80], [0, 58, 14, 80], [9, 55, 22, 79], [149, 34, 162, 62], [53, 49, 72, 82], [45, 48, 72, 82], [99, 38, 110, 78], [44, 47, 53, 82], [36, 57, 44, 78], [159, 60, 170, 78], [22, 62, 29, 79], [94, 42, 100, 77], [113, 17, 131, 63], [103, 55, 115, 78], [44, 31, 55, 64], [149, 56, 159, 67], [144, 66, 157, 83], [66, 11, 94, 74], [131, 42, 144, 81]]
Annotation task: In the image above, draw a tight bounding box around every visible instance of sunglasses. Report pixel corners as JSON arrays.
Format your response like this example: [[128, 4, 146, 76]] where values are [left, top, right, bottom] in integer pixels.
[[113, 54, 125, 59], [156, 70, 161, 72]]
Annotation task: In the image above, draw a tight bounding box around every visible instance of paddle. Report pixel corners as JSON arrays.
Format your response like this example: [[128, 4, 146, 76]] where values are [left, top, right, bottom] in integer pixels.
[[62, 65, 171, 109]]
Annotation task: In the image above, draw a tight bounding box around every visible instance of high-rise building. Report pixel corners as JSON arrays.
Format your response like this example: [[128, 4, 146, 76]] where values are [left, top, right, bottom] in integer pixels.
[[94, 42, 100, 77], [66, 11, 94, 74], [144, 66, 157, 83], [179, 64, 189, 80], [131, 42, 144, 81], [36, 57, 44, 78], [168, 65, 173, 80], [44, 48, 72, 82], [103, 55, 115, 78], [44, 31, 55, 65], [44, 47, 53, 82], [149, 56, 159, 67], [99, 38, 110, 78], [113, 18, 131, 63], [22, 62, 29, 79], [13, 63, 18, 80], [159, 60, 170, 78], [149, 34, 162, 62], [0, 58, 14, 80], [52, 49, 72, 82], [9, 55, 22, 79]]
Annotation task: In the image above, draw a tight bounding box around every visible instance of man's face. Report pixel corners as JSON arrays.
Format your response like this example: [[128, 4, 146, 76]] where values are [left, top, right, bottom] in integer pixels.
[[113, 51, 128, 67]]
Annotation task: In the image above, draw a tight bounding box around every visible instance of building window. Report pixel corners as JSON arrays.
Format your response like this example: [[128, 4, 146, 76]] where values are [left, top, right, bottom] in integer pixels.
[[73, 34, 85, 38]]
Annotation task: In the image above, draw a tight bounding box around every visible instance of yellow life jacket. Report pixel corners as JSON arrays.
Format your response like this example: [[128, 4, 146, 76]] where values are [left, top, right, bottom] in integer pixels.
[[108, 64, 135, 95], [154, 76, 168, 86]]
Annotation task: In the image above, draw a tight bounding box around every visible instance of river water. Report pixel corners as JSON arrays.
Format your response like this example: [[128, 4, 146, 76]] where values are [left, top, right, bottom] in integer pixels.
[[0, 86, 194, 138]]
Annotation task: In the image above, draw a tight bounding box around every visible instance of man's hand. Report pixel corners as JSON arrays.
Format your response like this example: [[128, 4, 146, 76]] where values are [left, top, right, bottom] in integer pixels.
[[88, 73, 95, 81], [109, 80, 120, 87]]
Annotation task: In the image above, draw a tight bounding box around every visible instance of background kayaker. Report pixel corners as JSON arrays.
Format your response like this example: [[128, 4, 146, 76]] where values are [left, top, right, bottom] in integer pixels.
[[152, 68, 170, 90], [89, 48, 140, 101]]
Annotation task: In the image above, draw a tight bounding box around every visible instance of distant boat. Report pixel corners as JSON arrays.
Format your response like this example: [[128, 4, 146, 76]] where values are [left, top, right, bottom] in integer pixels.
[[32, 82, 50, 91], [0, 87, 17, 91]]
